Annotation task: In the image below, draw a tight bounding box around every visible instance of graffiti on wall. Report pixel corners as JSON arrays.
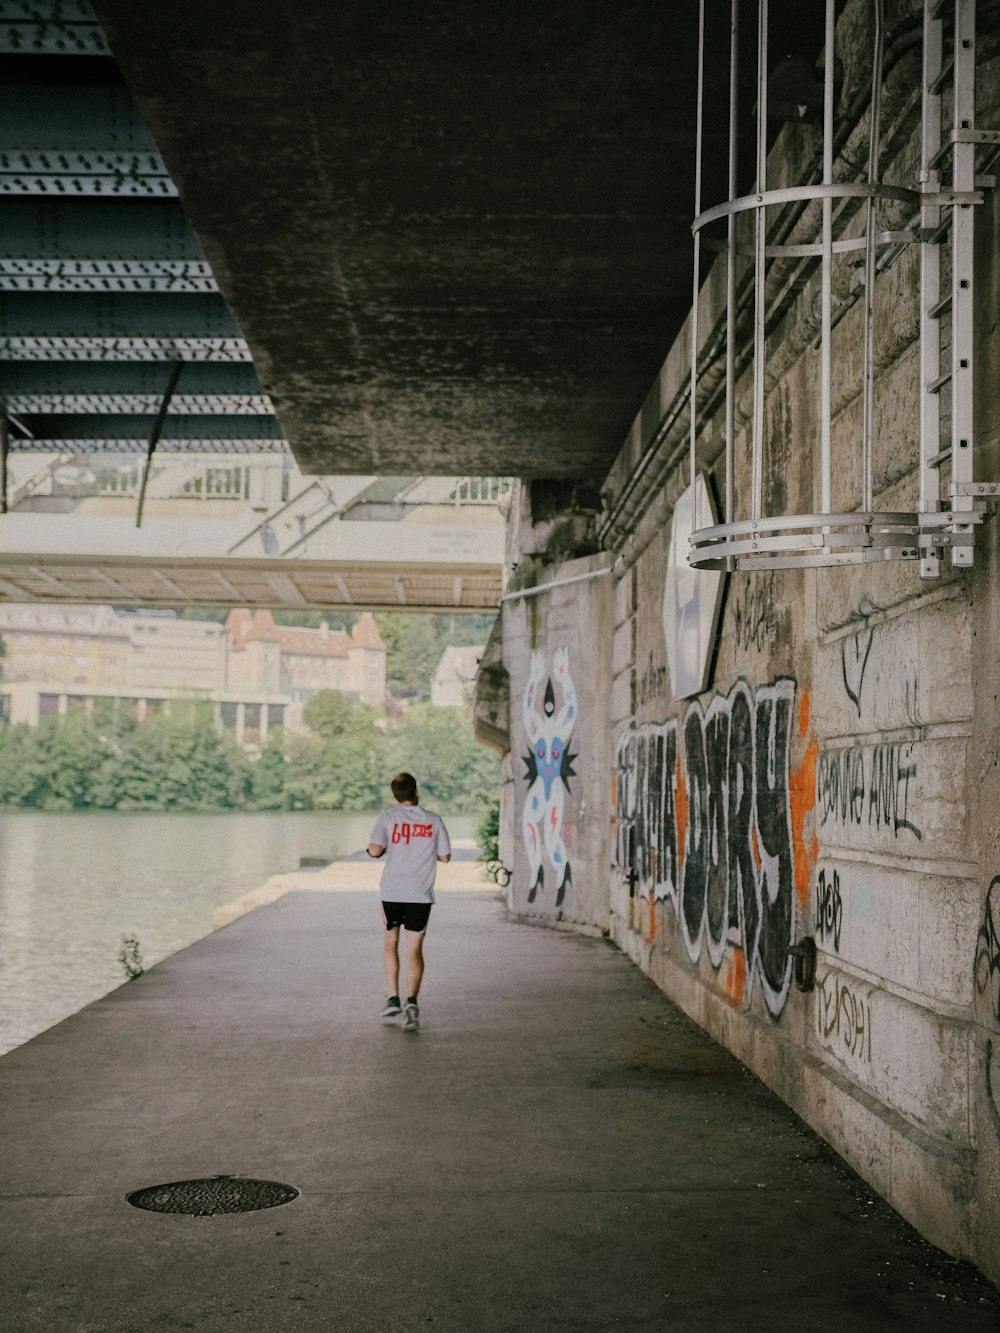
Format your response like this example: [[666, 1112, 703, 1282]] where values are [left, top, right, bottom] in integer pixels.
[[816, 866, 843, 952], [522, 648, 577, 907], [816, 742, 921, 839], [839, 596, 883, 715], [974, 876, 1000, 1136], [816, 970, 872, 1062], [974, 876, 1000, 1023], [732, 572, 775, 654], [614, 677, 818, 1018]]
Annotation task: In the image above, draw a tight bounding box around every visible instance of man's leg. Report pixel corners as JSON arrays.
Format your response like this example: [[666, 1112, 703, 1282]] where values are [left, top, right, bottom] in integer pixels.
[[383, 924, 400, 997], [404, 927, 426, 1000]]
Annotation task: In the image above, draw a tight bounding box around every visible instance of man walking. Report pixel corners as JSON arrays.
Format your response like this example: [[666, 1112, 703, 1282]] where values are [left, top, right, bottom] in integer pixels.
[[367, 772, 451, 1032]]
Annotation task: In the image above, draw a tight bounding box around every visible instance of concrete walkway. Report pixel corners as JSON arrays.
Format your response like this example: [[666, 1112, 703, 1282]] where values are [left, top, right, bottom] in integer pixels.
[[1, 892, 996, 1332]]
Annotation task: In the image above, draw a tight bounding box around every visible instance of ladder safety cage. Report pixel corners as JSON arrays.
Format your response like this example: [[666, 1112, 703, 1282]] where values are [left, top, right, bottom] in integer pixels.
[[686, 0, 999, 575]]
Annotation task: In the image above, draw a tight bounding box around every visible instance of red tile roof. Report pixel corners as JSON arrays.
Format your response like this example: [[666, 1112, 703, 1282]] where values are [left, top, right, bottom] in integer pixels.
[[226, 608, 384, 658]]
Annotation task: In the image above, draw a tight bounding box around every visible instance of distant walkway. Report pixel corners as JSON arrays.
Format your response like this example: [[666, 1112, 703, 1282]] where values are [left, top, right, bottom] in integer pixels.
[[1, 892, 996, 1332], [213, 838, 490, 926]]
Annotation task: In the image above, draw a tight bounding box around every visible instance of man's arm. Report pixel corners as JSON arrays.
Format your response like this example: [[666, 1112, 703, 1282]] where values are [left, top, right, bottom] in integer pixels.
[[436, 816, 451, 863], [367, 843, 386, 858]]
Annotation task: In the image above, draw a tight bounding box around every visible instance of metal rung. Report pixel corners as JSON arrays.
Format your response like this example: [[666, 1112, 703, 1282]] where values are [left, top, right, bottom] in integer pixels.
[[929, 293, 952, 319], [929, 141, 951, 172], [927, 446, 952, 468], [927, 370, 952, 394], [930, 57, 954, 97]]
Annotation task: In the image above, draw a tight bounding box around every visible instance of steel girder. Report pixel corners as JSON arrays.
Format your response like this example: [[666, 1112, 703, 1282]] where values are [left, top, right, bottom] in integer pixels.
[[0, 10, 287, 458]]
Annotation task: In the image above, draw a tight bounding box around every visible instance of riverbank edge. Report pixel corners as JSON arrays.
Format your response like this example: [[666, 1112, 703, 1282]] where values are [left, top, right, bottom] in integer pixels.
[[213, 840, 495, 927]]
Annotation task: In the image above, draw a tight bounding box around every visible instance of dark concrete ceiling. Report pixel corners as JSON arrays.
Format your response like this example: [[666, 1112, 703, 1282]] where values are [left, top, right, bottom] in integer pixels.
[[87, 1, 824, 482]]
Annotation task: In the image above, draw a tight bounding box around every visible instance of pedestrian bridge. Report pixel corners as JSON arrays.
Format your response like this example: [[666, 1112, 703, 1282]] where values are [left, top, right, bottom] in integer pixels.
[[0, 456, 506, 612]]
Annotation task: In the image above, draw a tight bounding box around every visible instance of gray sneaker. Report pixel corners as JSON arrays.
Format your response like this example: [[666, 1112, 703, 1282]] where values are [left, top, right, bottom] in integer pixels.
[[402, 1001, 420, 1033], [381, 998, 402, 1018]]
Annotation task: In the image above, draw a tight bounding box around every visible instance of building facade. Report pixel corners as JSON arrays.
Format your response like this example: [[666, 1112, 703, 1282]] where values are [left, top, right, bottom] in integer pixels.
[[0, 604, 386, 742]]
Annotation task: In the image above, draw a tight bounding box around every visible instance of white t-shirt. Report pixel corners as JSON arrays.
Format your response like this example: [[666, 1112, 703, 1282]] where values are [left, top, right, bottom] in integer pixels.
[[369, 804, 451, 904]]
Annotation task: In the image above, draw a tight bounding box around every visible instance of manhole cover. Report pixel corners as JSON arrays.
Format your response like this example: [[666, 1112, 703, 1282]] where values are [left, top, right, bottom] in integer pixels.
[[126, 1175, 299, 1216]]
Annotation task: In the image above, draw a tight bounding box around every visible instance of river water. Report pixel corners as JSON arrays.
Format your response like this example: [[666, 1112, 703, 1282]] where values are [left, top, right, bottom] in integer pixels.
[[0, 809, 474, 1055]]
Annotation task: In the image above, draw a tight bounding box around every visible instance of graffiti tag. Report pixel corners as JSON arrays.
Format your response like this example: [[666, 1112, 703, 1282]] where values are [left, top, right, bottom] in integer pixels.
[[974, 876, 1000, 1023], [987, 1038, 1000, 1139], [816, 971, 872, 1062], [840, 629, 874, 715], [816, 866, 843, 952], [732, 574, 774, 653], [816, 742, 921, 840]]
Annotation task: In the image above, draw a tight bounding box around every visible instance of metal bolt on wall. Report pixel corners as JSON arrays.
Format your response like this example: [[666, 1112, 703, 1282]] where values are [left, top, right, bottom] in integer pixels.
[[687, 0, 1000, 575]]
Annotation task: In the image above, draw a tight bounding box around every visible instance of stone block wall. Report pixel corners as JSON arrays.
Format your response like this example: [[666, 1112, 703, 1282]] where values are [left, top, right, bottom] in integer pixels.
[[479, 0, 1000, 1284]]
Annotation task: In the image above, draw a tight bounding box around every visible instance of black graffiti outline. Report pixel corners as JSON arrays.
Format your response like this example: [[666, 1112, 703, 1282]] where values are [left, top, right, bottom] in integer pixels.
[[816, 742, 922, 840], [975, 876, 1000, 1023], [732, 574, 774, 653], [614, 676, 796, 1018], [816, 866, 843, 952], [986, 1039, 1000, 1140], [840, 629, 874, 715]]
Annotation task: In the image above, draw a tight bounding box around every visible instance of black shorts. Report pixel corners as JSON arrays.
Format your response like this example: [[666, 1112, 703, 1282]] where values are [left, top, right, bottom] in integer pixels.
[[382, 901, 432, 933]]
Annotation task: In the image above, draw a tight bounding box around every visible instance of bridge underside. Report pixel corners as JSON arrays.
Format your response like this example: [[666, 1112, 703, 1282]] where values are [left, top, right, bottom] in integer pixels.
[[83, 0, 821, 481], [0, 552, 500, 613], [0, 0, 821, 607]]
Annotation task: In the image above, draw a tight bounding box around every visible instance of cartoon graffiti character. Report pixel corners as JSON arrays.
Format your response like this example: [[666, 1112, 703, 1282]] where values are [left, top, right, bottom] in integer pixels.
[[521, 647, 577, 906]]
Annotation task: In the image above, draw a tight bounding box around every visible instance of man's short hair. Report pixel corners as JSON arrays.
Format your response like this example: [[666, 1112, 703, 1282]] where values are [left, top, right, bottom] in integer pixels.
[[391, 771, 418, 803]]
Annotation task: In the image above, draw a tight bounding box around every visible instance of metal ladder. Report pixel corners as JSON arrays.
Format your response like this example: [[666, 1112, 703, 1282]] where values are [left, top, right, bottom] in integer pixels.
[[920, 0, 1000, 577]]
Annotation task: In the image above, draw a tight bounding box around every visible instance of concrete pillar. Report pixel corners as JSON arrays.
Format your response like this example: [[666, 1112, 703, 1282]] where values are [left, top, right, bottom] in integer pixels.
[[57, 694, 67, 716], [213, 701, 223, 732], [259, 703, 269, 742], [235, 702, 246, 747], [136, 698, 147, 723]]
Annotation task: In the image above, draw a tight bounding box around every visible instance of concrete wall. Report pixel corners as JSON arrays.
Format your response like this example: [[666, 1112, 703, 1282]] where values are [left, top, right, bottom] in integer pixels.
[[482, 0, 1000, 1285]]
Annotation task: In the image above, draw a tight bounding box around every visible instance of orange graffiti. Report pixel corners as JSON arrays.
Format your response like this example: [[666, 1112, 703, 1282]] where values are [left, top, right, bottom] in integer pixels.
[[790, 689, 819, 910], [648, 896, 657, 943], [724, 947, 747, 1006], [751, 823, 762, 873], [675, 751, 689, 870]]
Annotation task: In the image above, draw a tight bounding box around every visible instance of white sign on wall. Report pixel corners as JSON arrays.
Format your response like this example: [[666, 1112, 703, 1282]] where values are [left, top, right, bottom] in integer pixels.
[[663, 473, 726, 700]]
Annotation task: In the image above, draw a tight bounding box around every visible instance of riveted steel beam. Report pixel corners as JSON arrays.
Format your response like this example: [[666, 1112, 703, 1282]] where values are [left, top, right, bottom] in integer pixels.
[[6, 393, 275, 415], [0, 259, 218, 292], [0, 336, 252, 362], [6, 438, 288, 454], [0, 149, 176, 197], [0, 0, 111, 57]]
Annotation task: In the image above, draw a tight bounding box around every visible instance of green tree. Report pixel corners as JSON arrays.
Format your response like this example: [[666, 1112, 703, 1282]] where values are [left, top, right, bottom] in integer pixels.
[[31, 713, 109, 810], [248, 731, 290, 810], [374, 613, 496, 696], [387, 703, 498, 811], [0, 722, 43, 806], [302, 689, 374, 739]]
